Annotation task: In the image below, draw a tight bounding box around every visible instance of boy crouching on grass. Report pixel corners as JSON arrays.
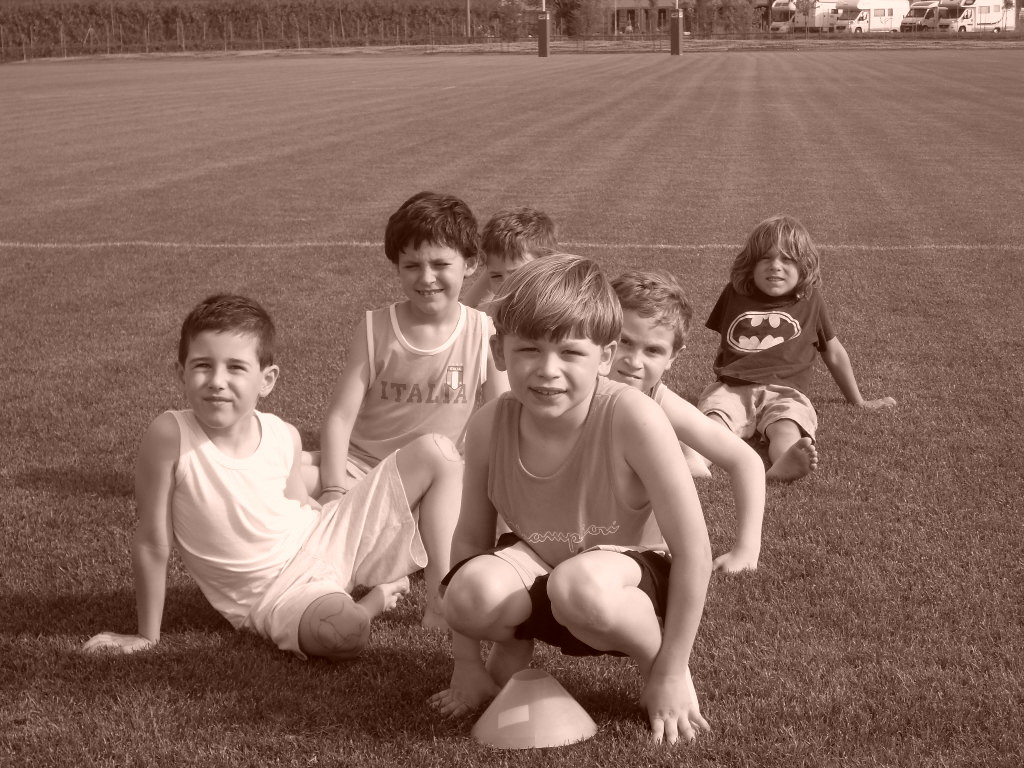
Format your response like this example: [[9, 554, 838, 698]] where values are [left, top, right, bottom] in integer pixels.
[[429, 255, 713, 744], [83, 294, 462, 661]]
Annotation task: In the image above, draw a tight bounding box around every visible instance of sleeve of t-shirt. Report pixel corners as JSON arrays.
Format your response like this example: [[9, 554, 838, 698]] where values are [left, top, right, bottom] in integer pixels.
[[814, 296, 837, 349], [704, 285, 732, 334]]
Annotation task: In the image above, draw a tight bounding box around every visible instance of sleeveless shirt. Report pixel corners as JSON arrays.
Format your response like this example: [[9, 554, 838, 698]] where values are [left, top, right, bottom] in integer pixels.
[[489, 377, 652, 567], [169, 410, 318, 629], [348, 302, 491, 467]]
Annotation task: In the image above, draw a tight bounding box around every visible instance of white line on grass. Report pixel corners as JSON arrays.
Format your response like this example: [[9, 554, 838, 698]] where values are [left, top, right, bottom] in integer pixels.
[[1, 241, 1019, 252]]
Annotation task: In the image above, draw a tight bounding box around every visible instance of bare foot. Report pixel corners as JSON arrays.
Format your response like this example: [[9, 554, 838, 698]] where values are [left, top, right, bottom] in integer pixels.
[[766, 437, 818, 482], [683, 445, 712, 479], [421, 608, 449, 632], [485, 638, 534, 686], [359, 576, 410, 618]]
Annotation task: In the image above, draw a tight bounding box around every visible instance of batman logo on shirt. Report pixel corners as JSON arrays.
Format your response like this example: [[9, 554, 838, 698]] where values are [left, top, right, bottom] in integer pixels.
[[725, 311, 801, 353]]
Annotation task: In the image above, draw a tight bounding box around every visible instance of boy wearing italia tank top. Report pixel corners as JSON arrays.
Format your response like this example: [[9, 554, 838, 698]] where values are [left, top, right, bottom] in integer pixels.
[[312, 193, 508, 627], [429, 256, 713, 746]]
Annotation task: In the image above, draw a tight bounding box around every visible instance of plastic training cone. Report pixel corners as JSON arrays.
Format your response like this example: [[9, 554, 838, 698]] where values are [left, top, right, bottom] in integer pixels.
[[471, 668, 598, 749]]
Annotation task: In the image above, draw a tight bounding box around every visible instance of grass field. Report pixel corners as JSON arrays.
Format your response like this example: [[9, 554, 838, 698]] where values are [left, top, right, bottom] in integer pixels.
[[3, 49, 1023, 766]]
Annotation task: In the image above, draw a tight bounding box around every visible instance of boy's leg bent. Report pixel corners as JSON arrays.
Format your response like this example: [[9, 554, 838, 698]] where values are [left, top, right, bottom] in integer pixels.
[[297, 578, 410, 661], [444, 553, 534, 642], [758, 387, 818, 481], [546, 549, 665, 678], [394, 434, 464, 629], [443, 542, 541, 684]]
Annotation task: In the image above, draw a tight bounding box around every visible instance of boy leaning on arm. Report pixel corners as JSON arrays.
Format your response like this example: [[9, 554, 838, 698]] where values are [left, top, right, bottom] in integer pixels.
[[429, 255, 713, 745], [609, 270, 765, 573], [83, 294, 463, 660]]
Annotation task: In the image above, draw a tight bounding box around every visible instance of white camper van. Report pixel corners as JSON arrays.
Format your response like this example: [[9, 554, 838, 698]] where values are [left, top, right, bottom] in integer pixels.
[[938, 0, 1016, 31], [792, 0, 842, 29], [900, 0, 950, 29], [839, 0, 910, 30], [769, 0, 797, 31]]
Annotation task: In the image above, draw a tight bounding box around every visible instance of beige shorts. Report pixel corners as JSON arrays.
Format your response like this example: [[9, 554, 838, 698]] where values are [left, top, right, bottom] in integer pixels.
[[245, 452, 427, 658], [698, 381, 818, 441]]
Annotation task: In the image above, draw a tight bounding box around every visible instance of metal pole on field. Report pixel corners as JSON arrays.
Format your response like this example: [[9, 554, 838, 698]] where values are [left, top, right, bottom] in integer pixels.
[[538, 0, 550, 56], [670, 1, 683, 54]]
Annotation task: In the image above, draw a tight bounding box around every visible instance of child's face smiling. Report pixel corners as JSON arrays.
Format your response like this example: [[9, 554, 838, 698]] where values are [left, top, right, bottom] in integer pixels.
[[753, 246, 801, 298], [495, 333, 615, 426], [177, 331, 277, 440], [397, 242, 475, 319], [609, 310, 677, 394]]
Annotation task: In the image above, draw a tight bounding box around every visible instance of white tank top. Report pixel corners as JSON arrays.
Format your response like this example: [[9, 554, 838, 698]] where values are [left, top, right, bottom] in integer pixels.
[[169, 410, 318, 628], [349, 302, 491, 467]]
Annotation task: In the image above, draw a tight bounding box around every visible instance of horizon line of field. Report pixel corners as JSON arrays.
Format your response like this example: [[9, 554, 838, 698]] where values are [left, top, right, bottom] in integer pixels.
[[1, 240, 1017, 252]]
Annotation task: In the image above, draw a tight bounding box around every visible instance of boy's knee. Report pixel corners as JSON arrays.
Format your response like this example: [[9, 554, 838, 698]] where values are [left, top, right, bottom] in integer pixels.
[[401, 434, 462, 479], [298, 593, 370, 662], [443, 558, 524, 637], [547, 559, 616, 633]]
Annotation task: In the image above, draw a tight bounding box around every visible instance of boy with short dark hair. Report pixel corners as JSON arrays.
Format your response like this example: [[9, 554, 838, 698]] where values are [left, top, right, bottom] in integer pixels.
[[315, 192, 508, 626], [461, 206, 558, 310], [430, 255, 713, 745], [83, 294, 463, 660]]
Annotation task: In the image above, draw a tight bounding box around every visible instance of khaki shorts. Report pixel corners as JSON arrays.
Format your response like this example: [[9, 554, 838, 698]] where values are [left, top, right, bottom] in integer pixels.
[[698, 381, 817, 440], [245, 452, 426, 658]]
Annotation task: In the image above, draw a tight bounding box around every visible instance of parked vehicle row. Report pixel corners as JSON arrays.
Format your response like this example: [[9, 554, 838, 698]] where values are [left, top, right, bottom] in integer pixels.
[[766, 0, 1016, 33]]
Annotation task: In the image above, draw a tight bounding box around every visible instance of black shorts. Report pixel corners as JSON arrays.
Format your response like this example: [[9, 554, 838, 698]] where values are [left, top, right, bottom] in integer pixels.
[[442, 533, 672, 657]]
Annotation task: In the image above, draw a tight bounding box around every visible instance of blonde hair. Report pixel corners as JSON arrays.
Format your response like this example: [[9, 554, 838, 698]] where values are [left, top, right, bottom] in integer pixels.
[[611, 270, 693, 353], [491, 254, 620, 346], [731, 214, 822, 299]]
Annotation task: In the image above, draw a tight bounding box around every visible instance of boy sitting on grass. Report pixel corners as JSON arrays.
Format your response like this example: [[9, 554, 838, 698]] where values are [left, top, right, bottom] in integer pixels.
[[609, 270, 765, 573], [310, 192, 508, 626], [83, 294, 462, 660], [698, 215, 896, 482], [461, 206, 558, 311], [429, 255, 713, 745]]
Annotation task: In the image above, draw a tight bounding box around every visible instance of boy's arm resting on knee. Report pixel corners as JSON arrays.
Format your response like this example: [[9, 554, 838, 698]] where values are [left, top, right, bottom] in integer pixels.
[[319, 319, 373, 500], [620, 394, 712, 742], [84, 414, 177, 654], [820, 337, 896, 409], [659, 390, 764, 572]]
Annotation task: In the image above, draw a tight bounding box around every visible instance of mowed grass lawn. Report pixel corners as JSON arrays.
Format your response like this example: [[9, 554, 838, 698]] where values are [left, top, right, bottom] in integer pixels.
[[2, 49, 1023, 766]]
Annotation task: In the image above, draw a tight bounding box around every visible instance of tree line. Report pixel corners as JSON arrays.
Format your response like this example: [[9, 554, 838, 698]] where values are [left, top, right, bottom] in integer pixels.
[[0, 0, 762, 61]]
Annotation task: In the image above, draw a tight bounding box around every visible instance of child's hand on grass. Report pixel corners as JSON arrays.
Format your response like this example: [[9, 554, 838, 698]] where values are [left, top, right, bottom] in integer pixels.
[[712, 547, 759, 574], [640, 669, 710, 745], [81, 632, 154, 655], [858, 396, 897, 409]]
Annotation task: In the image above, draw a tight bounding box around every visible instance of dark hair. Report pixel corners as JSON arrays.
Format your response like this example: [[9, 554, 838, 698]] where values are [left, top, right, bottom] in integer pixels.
[[731, 214, 822, 299], [178, 294, 276, 368], [611, 270, 693, 353], [481, 207, 558, 262], [383, 191, 480, 265], [491, 254, 621, 347]]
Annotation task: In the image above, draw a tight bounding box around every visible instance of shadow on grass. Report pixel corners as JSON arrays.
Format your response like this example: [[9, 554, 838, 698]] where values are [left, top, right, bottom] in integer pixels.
[[15, 464, 133, 498], [1, 585, 226, 637]]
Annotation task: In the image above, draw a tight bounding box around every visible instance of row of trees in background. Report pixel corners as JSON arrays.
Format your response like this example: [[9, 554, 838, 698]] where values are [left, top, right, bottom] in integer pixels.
[[0, 0, 761, 60]]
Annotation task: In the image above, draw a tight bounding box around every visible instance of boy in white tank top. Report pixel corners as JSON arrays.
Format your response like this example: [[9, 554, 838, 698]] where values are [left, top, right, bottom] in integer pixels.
[[429, 256, 713, 745], [83, 295, 463, 660]]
